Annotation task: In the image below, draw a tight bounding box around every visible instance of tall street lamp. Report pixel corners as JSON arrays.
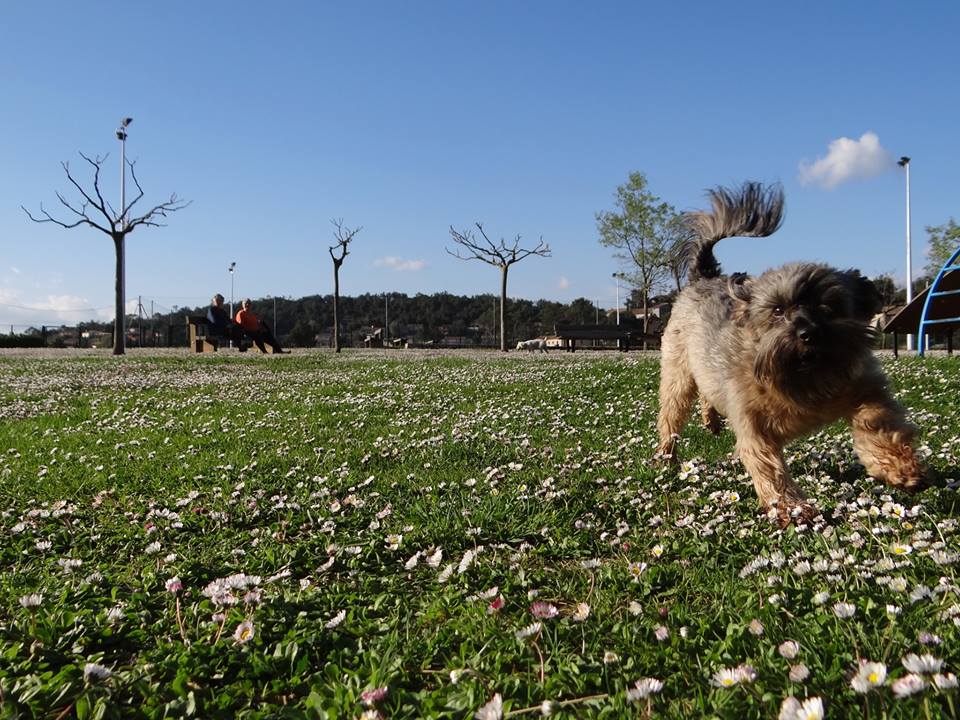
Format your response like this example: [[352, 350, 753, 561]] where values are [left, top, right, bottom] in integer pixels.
[[612, 272, 627, 326], [115, 117, 132, 351], [384, 293, 389, 345], [228, 262, 236, 347], [898, 156, 913, 351], [228, 262, 236, 318]]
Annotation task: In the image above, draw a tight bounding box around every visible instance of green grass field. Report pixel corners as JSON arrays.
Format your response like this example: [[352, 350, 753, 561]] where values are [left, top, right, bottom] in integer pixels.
[[1, 349, 958, 719]]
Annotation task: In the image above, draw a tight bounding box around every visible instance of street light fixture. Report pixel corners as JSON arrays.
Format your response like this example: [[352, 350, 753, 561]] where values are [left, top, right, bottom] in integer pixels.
[[116, 117, 132, 352], [897, 156, 913, 351]]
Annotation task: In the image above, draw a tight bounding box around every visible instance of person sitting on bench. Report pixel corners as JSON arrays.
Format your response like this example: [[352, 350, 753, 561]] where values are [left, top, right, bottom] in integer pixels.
[[206, 293, 248, 350], [235, 298, 288, 354]]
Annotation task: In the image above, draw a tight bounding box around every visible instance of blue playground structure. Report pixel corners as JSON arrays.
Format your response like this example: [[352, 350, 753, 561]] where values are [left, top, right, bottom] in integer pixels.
[[882, 251, 960, 356], [918, 246, 960, 356]]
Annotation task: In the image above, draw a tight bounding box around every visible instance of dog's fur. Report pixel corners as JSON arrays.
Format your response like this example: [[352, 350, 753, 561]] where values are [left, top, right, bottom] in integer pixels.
[[516, 339, 548, 353], [656, 182, 926, 522]]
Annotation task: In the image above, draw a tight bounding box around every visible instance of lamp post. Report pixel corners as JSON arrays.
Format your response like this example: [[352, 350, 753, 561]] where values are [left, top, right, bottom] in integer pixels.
[[898, 156, 913, 351], [115, 117, 132, 352], [384, 293, 389, 345], [613, 272, 627, 349], [612, 272, 627, 326], [228, 262, 236, 347]]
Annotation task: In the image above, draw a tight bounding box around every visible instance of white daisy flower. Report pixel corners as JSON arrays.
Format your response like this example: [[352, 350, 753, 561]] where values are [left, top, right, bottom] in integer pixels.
[[626, 677, 664, 701], [851, 661, 887, 693], [892, 673, 927, 697], [778, 641, 800, 660], [474, 693, 502, 720], [712, 667, 741, 688], [515, 622, 542, 640], [832, 602, 856, 618], [83, 663, 112, 682], [934, 673, 958, 690], [325, 609, 346, 629], [571, 602, 590, 622], [902, 653, 944, 675], [233, 619, 255, 644]]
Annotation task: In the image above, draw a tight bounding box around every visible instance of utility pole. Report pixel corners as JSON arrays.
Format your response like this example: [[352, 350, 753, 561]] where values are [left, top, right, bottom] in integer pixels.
[[116, 117, 132, 354], [897, 157, 914, 352]]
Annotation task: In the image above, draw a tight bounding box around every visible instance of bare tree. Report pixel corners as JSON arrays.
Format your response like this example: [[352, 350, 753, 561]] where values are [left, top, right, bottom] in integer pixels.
[[447, 223, 550, 351], [329, 219, 361, 353], [23, 153, 189, 355]]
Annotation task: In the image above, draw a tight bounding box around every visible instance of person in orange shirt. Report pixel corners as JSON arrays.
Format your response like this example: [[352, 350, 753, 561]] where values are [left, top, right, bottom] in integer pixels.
[[235, 298, 289, 354]]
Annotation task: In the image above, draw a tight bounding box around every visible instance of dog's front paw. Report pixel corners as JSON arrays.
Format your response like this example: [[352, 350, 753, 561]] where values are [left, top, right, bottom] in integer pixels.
[[766, 501, 818, 529], [885, 453, 930, 496], [654, 438, 679, 466], [892, 472, 931, 495], [701, 406, 723, 435]]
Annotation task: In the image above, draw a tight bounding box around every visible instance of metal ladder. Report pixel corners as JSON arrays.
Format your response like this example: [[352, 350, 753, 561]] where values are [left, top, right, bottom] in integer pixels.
[[918, 246, 960, 356]]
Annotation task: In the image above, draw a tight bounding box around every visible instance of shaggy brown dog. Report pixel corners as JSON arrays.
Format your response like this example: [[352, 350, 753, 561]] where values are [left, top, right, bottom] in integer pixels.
[[655, 182, 926, 523]]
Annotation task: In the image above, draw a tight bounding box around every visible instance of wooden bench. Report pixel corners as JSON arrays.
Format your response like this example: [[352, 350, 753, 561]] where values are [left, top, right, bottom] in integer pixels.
[[188, 315, 282, 353], [554, 324, 658, 352], [187, 315, 219, 352]]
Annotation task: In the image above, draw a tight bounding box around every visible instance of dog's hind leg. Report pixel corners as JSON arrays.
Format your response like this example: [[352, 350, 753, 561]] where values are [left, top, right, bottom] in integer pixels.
[[699, 395, 722, 434], [655, 348, 697, 462]]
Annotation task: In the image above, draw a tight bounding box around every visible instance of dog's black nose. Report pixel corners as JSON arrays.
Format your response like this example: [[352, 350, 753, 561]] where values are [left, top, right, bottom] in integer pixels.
[[797, 326, 817, 344]]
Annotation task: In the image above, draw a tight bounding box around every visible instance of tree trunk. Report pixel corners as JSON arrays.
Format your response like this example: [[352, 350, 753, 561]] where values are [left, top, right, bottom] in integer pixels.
[[333, 262, 341, 353], [500, 264, 509, 352], [113, 233, 125, 355]]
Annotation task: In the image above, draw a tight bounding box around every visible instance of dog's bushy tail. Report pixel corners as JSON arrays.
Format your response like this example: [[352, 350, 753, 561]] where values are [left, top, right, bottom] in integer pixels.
[[683, 182, 785, 281]]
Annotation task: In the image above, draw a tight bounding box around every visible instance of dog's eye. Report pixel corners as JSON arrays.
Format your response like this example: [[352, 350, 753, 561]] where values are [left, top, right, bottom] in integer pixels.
[[772, 306, 784, 317]]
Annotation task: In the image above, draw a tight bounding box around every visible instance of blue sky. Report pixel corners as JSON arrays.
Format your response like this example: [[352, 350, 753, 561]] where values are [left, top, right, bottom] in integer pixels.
[[1, 1, 958, 327]]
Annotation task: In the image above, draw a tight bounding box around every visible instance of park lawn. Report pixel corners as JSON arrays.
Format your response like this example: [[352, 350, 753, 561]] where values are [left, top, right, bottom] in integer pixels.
[[0, 349, 958, 719]]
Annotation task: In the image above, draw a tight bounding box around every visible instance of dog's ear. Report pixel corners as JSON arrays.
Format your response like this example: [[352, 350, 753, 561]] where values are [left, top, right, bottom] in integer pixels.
[[727, 272, 753, 325], [726, 272, 752, 302], [844, 271, 883, 322]]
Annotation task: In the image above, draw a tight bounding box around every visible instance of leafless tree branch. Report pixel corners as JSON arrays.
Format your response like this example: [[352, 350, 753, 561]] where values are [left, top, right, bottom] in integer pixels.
[[447, 223, 550, 268], [121, 159, 147, 219], [329, 218, 361, 266], [24, 152, 190, 237]]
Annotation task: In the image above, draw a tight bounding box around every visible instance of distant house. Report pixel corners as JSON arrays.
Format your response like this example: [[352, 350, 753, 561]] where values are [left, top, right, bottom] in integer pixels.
[[606, 301, 672, 330]]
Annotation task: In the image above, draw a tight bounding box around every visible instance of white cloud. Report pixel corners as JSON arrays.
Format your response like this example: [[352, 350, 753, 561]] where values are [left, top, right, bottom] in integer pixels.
[[374, 256, 426, 272], [10, 266, 20, 275], [558, 276, 570, 290], [0, 290, 104, 328], [799, 131, 893, 189]]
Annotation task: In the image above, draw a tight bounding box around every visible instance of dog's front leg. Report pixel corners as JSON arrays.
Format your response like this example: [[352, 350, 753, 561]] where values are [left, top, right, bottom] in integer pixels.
[[850, 395, 927, 494], [735, 429, 811, 524]]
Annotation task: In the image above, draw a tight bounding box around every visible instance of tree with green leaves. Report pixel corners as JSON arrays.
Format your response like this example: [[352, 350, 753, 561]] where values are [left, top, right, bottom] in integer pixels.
[[924, 218, 960, 278], [596, 172, 677, 338]]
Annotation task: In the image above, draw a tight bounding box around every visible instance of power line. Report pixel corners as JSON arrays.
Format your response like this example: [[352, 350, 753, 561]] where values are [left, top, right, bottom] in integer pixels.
[[0, 301, 111, 313]]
